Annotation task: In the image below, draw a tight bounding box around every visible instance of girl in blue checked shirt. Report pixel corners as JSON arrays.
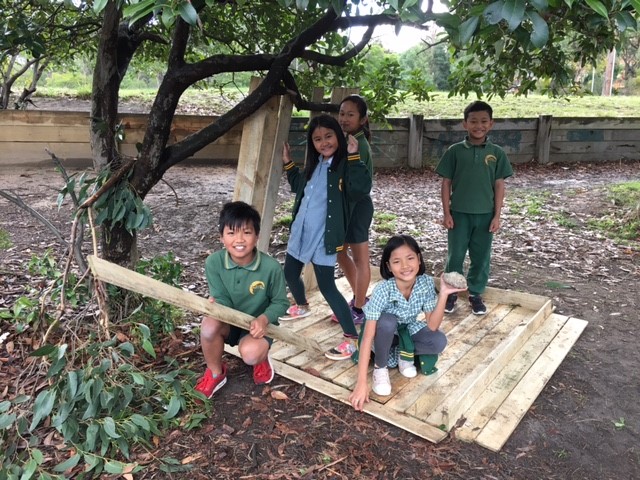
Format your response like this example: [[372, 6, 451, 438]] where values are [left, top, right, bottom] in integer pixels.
[[349, 235, 467, 410]]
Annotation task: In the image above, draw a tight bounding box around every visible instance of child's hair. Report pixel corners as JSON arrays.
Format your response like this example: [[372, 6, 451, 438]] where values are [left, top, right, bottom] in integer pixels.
[[218, 201, 261, 235], [464, 100, 493, 120], [340, 94, 371, 141], [379, 235, 426, 280], [304, 114, 348, 180]]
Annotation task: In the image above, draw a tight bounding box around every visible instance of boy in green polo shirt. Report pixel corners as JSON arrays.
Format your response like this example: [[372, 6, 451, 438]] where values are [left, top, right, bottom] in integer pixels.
[[435, 101, 513, 315], [195, 201, 290, 399]]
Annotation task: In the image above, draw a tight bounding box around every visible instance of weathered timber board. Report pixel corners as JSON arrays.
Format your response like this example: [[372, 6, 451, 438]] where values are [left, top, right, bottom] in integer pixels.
[[87, 255, 322, 353]]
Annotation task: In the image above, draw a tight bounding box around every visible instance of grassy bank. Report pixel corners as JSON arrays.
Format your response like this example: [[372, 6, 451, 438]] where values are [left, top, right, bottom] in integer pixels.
[[32, 87, 640, 119]]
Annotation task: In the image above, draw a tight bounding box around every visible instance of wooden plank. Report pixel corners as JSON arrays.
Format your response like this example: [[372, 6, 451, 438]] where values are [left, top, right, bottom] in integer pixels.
[[258, 94, 293, 253], [422, 301, 553, 428], [266, 354, 449, 444], [550, 141, 640, 154], [455, 313, 568, 442], [87, 255, 322, 353], [535, 114, 552, 165], [407, 114, 424, 169], [420, 301, 551, 429], [475, 315, 588, 452], [386, 304, 517, 413]]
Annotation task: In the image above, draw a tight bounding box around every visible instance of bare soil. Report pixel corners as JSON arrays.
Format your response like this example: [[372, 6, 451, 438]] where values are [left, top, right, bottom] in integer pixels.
[[1, 156, 639, 479]]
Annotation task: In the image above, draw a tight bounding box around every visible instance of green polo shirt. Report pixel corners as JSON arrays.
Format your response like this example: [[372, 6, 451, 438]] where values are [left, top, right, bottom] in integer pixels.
[[204, 249, 289, 326], [435, 136, 513, 214]]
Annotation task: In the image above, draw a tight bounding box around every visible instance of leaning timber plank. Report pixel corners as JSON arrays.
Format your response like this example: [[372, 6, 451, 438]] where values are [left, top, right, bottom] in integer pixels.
[[271, 354, 448, 444], [475, 315, 588, 452], [422, 301, 552, 428], [387, 304, 516, 412], [456, 314, 568, 442], [87, 255, 322, 353]]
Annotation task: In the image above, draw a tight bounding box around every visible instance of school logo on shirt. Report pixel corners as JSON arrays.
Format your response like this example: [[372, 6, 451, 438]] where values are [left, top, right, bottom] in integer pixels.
[[249, 281, 265, 295], [484, 154, 497, 165]]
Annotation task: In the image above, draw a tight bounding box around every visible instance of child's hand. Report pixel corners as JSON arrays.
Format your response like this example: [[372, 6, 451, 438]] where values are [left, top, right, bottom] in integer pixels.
[[250, 314, 269, 339], [282, 142, 292, 164], [442, 213, 454, 229], [489, 216, 501, 233], [439, 273, 468, 295], [349, 382, 370, 411], [346, 134, 359, 154]]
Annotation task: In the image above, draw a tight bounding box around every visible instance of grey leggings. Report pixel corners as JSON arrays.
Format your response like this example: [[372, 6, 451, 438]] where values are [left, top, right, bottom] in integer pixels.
[[373, 312, 447, 368]]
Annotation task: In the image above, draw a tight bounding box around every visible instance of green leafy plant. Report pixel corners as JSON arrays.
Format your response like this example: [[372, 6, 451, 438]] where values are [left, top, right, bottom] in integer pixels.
[[0, 229, 11, 250], [613, 417, 626, 430], [0, 337, 207, 479]]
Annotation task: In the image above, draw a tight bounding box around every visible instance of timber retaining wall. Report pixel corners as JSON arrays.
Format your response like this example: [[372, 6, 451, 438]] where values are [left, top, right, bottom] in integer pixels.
[[1, 111, 639, 169]]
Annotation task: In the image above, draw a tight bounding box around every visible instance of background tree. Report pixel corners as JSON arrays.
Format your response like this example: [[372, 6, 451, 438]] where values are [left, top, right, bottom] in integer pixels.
[[32, 0, 640, 267], [0, 0, 100, 109]]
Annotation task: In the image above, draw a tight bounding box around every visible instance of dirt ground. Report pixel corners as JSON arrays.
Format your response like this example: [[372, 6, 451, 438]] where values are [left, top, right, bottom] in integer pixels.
[[1, 156, 638, 479]]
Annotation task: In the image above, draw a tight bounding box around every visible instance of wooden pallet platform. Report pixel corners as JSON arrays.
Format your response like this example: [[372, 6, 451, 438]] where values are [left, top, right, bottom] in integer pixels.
[[226, 276, 588, 451]]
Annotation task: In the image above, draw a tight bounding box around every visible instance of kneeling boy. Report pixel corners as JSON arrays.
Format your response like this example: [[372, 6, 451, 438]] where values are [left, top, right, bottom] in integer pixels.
[[195, 201, 289, 398]]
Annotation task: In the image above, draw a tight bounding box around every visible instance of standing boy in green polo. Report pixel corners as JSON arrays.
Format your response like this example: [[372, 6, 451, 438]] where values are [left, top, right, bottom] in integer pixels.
[[195, 201, 290, 398], [436, 101, 513, 315]]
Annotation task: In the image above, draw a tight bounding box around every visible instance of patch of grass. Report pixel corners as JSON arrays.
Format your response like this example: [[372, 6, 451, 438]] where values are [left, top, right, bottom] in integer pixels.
[[553, 211, 579, 229], [376, 235, 390, 247], [554, 448, 570, 459], [0, 228, 11, 249], [273, 214, 293, 228], [509, 191, 550, 217], [395, 92, 640, 118], [374, 211, 397, 234]]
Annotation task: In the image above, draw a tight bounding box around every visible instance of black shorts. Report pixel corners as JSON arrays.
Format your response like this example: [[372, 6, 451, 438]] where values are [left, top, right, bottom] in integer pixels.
[[226, 326, 273, 347], [345, 196, 374, 244]]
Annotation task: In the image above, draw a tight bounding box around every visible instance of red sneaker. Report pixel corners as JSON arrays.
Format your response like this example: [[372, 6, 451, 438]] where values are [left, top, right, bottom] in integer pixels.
[[195, 364, 227, 398], [253, 355, 275, 385]]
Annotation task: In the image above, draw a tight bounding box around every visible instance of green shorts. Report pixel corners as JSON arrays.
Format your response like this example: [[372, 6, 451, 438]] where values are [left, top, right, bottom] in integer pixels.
[[227, 326, 274, 347], [345, 195, 374, 244]]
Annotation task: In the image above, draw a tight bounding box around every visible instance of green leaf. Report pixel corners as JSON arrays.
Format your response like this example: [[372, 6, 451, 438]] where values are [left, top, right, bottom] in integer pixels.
[[85, 423, 99, 451], [102, 417, 121, 438], [30, 345, 56, 357], [104, 460, 128, 474], [130, 372, 146, 385], [501, 0, 526, 31], [458, 16, 479, 45], [527, 11, 549, 48], [162, 396, 181, 420], [0, 413, 16, 429], [177, 1, 198, 25], [0, 400, 10, 413], [530, 0, 548, 10], [20, 459, 37, 480], [31, 449, 44, 464], [484, 1, 505, 24], [83, 453, 102, 473], [142, 339, 156, 358], [30, 390, 56, 431], [585, 0, 608, 18], [130, 413, 151, 431], [52, 453, 81, 473], [630, 0, 640, 11], [67, 371, 78, 398], [92, 0, 108, 14]]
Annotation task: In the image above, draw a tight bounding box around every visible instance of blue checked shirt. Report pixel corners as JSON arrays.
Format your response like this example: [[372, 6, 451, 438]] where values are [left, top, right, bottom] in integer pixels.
[[363, 275, 437, 336]]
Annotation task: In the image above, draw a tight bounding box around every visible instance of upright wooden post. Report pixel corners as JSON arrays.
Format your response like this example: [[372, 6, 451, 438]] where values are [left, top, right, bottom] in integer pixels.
[[408, 114, 424, 169], [234, 77, 293, 250], [535, 115, 552, 165]]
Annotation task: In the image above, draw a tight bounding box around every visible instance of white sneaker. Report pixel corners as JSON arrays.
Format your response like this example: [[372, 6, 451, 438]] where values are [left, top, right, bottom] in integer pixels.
[[398, 359, 417, 378], [372, 367, 391, 396]]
